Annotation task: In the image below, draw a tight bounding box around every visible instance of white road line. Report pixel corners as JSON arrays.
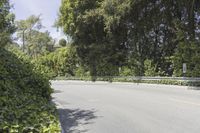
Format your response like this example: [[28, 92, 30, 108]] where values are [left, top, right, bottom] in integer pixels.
[[170, 98, 200, 107]]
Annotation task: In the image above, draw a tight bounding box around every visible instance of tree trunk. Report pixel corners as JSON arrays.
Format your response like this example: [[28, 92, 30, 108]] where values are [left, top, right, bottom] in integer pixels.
[[188, 0, 196, 40], [22, 30, 25, 52]]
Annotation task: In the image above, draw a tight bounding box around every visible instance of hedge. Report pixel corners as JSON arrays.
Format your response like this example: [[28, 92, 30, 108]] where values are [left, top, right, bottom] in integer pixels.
[[0, 48, 61, 133]]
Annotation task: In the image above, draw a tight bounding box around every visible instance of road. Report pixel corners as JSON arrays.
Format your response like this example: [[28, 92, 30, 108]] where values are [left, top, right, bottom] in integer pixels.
[[52, 80, 200, 133]]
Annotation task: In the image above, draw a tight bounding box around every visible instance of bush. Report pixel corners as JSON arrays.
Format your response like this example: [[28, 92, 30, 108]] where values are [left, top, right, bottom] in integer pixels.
[[32, 47, 78, 79], [119, 67, 134, 76], [31, 54, 57, 79], [0, 48, 60, 132], [75, 66, 90, 78], [144, 59, 158, 76], [59, 39, 67, 47], [172, 41, 200, 77]]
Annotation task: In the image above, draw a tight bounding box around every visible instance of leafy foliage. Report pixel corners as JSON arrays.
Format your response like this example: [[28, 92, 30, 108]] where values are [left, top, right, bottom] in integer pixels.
[[119, 67, 134, 76], [58, 0, 128, 79], [0, 0, 15, 48], [59, 38, 67, 47], [144, 59, 158, 76], [0, 48, 60, 132], [32, 46, 78, 78], [58, 0, 200, 77], [16, 15, 55, 56]]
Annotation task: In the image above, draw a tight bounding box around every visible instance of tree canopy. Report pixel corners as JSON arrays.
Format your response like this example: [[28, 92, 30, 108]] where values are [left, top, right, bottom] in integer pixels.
[[0, 0, 15, 48], [16, 15, 55, 57], [59, 38, 67, 47], [58, 0, 200, 77]]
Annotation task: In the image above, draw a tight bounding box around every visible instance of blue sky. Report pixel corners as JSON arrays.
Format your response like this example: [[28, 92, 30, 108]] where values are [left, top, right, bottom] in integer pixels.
[[10, 0, 65, 41]]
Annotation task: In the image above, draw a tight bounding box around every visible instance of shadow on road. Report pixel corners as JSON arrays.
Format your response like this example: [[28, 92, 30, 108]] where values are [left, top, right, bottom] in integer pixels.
[[187, 86, 200, 90], [58, 108, 98, 133], [53, 90, 63, 94]]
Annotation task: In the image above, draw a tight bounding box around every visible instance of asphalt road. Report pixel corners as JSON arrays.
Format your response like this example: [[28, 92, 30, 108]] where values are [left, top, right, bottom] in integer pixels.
[[52, 80, 200, 133]]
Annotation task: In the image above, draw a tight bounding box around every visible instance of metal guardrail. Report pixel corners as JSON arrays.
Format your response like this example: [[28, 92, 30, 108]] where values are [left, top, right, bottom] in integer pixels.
[[126, 77, 200, 82], [54, 76, 200, 86], [59, 76, 200, 82]]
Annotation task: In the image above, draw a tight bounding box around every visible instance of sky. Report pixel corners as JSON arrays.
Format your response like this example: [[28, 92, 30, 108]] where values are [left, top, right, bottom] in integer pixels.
[[10, 0, 65, 42]]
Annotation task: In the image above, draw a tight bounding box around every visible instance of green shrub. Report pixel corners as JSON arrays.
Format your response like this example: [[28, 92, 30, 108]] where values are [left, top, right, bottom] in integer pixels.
[[0, 48, 60, 132], [32, 47, 78, 79], [31, 54, 57, 79], [59, 38, 67, 47], [75, 67, 90, 78], [172, 41, 200, 77], [119, 67, 134, 76], [144, 59, 158, 76]]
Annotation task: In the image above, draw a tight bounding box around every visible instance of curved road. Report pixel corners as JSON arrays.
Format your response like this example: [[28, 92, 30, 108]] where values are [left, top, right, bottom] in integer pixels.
[[52, 81, 200, 133]]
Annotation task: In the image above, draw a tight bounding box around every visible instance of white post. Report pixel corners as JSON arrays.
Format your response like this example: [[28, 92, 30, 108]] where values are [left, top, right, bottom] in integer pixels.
[[183, 63, 187, 77]]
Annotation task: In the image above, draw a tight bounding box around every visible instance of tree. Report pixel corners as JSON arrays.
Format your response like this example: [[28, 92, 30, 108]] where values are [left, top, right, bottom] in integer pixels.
[[16, 15, 55, 57], [16, 15, 42, 52], [170, 0, 200, 77], [59, 38, 67, 47], [32, 46, 79, 77], [58, 0, 130, 79], [58, 0, 200, 77], [28, 30, 55, 57], [0, 0, 15, 48]]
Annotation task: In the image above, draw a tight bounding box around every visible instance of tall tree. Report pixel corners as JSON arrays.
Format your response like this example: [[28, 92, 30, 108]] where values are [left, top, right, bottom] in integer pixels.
[[59, 0, 130, 79], [172, 0, 200, 77], [28, 30, 55, 57], [16, 15, 55, 57], [58, 0, 200, 77], [0, 0, 15, 48], [16, 15, 42, 52]]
